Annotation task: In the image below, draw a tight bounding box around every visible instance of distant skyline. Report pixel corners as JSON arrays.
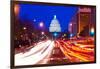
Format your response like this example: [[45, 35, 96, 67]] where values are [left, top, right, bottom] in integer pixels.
[[18, 3, 78, 32]]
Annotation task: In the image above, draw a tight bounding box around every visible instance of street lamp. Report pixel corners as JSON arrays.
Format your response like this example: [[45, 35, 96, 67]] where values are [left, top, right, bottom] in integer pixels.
[[69, 23, 72, 33], [70, 34, 73, 38], [90, 27, 94, 36], [39, 22, 44, 27], [23, 27, 27, 30], [91, 28, 94, 33], [70, 23, 72, 26], [53, 32, 58, 37], [41, 31, 44, 35], [14, 4, 20, 16]]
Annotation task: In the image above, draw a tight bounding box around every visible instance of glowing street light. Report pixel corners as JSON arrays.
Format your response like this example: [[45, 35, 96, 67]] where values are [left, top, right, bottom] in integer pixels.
[[64, 34, 66, 36], [41, 32, 44, 35], [69, 23, 72, 33], [23, 27, 27, 30], [91, 28, 94, 33], [53, 32, 58, 37], [14, 4, 20, 16], [70, 23, 72, 26], [39, 22, 44, 27], [90, 27, 94, 36], [70, 34, 73, 38]]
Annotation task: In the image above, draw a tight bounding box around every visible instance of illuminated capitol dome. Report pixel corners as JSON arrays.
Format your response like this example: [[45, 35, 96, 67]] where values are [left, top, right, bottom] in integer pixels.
[[49, 15, 61, 32]]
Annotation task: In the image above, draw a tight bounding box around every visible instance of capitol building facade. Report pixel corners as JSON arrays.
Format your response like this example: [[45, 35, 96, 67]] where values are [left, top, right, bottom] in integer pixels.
[[49, 15, 61, 39], [49, 15, 61, 33]]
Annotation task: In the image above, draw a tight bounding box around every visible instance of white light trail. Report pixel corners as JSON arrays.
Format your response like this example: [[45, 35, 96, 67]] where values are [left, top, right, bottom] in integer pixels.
[[15, 40, 54, 66], [15, 40, 51, 58]]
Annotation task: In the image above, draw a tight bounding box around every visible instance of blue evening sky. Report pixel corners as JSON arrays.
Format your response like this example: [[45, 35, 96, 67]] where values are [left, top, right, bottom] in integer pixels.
[[19, 3, 78, 32]]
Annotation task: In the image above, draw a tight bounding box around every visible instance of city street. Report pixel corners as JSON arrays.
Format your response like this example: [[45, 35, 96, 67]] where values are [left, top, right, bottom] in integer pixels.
[[13, 4, 96, 66], [15, 37, 95, 66]]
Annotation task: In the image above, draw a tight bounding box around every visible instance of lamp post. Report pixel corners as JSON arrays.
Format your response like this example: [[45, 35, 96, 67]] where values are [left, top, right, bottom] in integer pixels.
[[69, 23, 73, 39], [39, 22, 44, 27], [39, 22, 45, 40], [41, 31, 44, 35], [53, 32, 58, 40], [23, 27, 27, 30], [90, 27, 94, 36], [14, 4, 20, 16]]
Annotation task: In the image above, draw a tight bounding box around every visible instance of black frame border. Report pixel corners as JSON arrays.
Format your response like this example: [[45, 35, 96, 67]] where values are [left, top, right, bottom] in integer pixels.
[[11, 1, 96, 69]]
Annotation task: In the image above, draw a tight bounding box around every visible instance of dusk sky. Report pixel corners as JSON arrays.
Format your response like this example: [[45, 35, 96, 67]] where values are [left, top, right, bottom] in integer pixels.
[[18, 3, 78, 32]]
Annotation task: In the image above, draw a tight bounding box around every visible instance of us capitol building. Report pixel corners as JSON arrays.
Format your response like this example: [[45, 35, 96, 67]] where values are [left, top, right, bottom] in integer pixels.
[[49, 15, 61, 33], [49, 15, 61, 39]]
